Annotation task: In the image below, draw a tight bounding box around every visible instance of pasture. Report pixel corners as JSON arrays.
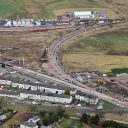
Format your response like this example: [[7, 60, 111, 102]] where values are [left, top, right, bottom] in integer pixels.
[[0, 0, 117, 18], [62, 28, 128, 72]]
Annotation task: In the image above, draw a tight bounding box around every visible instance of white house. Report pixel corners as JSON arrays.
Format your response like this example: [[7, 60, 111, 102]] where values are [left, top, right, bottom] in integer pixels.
[[11, 82, 31, 89], [4, 20, 11, 27], [0, 90, 19, 98], [0, 67, 6, 75], [20, 121, 38, 128], [20, 115, 48, 128], [0, 79, 11, 85], [0, 77, 76, 95], [28, 115, 40, 123], [75, 91, 99, 105], [37, 83, 76, 95], [20, 90, 73, 104], [0, 114, 6, 121], [31, 85, 38, 91]]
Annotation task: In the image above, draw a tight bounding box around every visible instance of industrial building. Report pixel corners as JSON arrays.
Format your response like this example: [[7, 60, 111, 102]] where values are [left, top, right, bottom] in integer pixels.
[[73, 11, 94, 19]]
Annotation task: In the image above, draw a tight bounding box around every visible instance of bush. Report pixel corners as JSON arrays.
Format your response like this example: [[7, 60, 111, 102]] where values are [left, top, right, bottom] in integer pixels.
[[64, 90, 70, 95], [57, 109, 65, 117], [91, 114, 100, 125], [81, 113, 89, 123], [102, 120, 128, 128], [40, 110, 59, 126]]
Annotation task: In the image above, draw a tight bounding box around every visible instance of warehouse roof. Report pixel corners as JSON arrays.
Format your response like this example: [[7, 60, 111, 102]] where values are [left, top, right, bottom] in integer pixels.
[[74, 11, 92, 16]]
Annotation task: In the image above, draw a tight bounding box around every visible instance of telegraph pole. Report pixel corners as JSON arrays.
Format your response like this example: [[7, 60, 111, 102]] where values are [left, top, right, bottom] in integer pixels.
[[0, 50, 2, 60], [22, 57, 25, 67]]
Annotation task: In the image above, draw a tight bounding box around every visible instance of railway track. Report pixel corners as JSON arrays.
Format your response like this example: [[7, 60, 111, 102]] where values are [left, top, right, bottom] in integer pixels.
[[47, 22, 128, 107], [5, 21, 128, 108]]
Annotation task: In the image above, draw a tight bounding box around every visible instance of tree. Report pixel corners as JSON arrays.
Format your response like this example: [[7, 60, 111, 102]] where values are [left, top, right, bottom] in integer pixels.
[[0, 97, 6, 113], [81, 113, 89, 123], [43, 117, 50, 126], [40, 110, 46, 117], [63, 113, 69, 119], [29, 105, 36, 112], [91, 114, 100, 125], [57, 108, 65, 117], [49, 112, 59, 124], [64, 90, 70, 95], [101, 120, 128, 128]]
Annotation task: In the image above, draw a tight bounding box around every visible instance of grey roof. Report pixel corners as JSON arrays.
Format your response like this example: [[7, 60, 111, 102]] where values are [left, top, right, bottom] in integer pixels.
[[20, 90, 71, 98], [0, 76, 76, 91], [0, 89, 71, 99], [21, 121, 38, 127], [0, 20, 7, 26], [38, 83, 76, 91], [0, 90, 19, 95], [41, 125, 48, 128], [76, 90, 96, 99], [30, 115, 40, 121], [0, 68, 6, 74]]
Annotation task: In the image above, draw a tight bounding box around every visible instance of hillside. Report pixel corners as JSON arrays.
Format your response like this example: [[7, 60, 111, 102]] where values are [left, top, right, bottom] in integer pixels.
[[0, 0, 119, 18], [62, 28, 128, 72]]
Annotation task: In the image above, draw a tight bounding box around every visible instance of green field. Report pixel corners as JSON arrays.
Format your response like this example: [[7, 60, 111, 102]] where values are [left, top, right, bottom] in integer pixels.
[[0, 0, 98, 18], [58, 118, 83, 128], [0, 0, 25, 18], [66, 28, 128, 53], [62, 28, 128, 72], [103, 101, 118, 110], [111, 67, 128, 74]]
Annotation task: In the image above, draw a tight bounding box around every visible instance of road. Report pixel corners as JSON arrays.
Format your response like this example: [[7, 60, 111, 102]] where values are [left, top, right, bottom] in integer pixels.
[[7, 100, 128, 114]]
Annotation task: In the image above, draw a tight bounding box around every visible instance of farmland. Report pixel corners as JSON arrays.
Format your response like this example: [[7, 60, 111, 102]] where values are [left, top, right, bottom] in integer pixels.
[[62, 28, 128, 72], [0, 0, 118, 18]]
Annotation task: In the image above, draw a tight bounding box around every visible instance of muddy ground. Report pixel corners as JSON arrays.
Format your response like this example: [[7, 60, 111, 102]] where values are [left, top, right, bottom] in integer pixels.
[[0, 29, 72, 70]]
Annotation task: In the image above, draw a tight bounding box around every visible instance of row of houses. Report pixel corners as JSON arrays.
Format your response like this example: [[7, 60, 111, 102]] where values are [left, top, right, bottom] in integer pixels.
[[0, 18, 71, 28], [0, 19, 55, 27], [0, 76, 98, 104], [0, 89, 73, 104], [0, 88, 98, 105], [0, 76, 76, 95], [75, 91, 99, 105]]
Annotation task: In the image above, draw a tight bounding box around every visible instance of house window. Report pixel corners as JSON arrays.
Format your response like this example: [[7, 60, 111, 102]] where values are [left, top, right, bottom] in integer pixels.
[[56, 91, 58, 94]]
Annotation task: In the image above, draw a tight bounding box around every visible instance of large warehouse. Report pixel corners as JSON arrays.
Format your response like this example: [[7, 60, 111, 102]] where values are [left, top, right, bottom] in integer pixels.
[[73, 11, 94, 19]]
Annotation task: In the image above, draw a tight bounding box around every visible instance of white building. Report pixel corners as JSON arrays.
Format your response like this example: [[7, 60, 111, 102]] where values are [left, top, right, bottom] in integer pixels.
[[0, 68, 6, 76], [20, 121, 38, 128], [28, 115, 40, 123], [4, 20, 11, 27], [0, 77, 76, 95], [37, 83, 76, 95], [0, 90, 19, 98], [12, 82, 31, 89], [20, 90, 73, 104], [0, 79, 11, 85], [75, 91, 99, 105], [0, 114, 6, 121], [73, 11, 93, 19]]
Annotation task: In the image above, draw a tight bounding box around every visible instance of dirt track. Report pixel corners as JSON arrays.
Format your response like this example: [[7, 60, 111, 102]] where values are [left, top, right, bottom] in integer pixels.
[[12, 112, 34, 122]]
